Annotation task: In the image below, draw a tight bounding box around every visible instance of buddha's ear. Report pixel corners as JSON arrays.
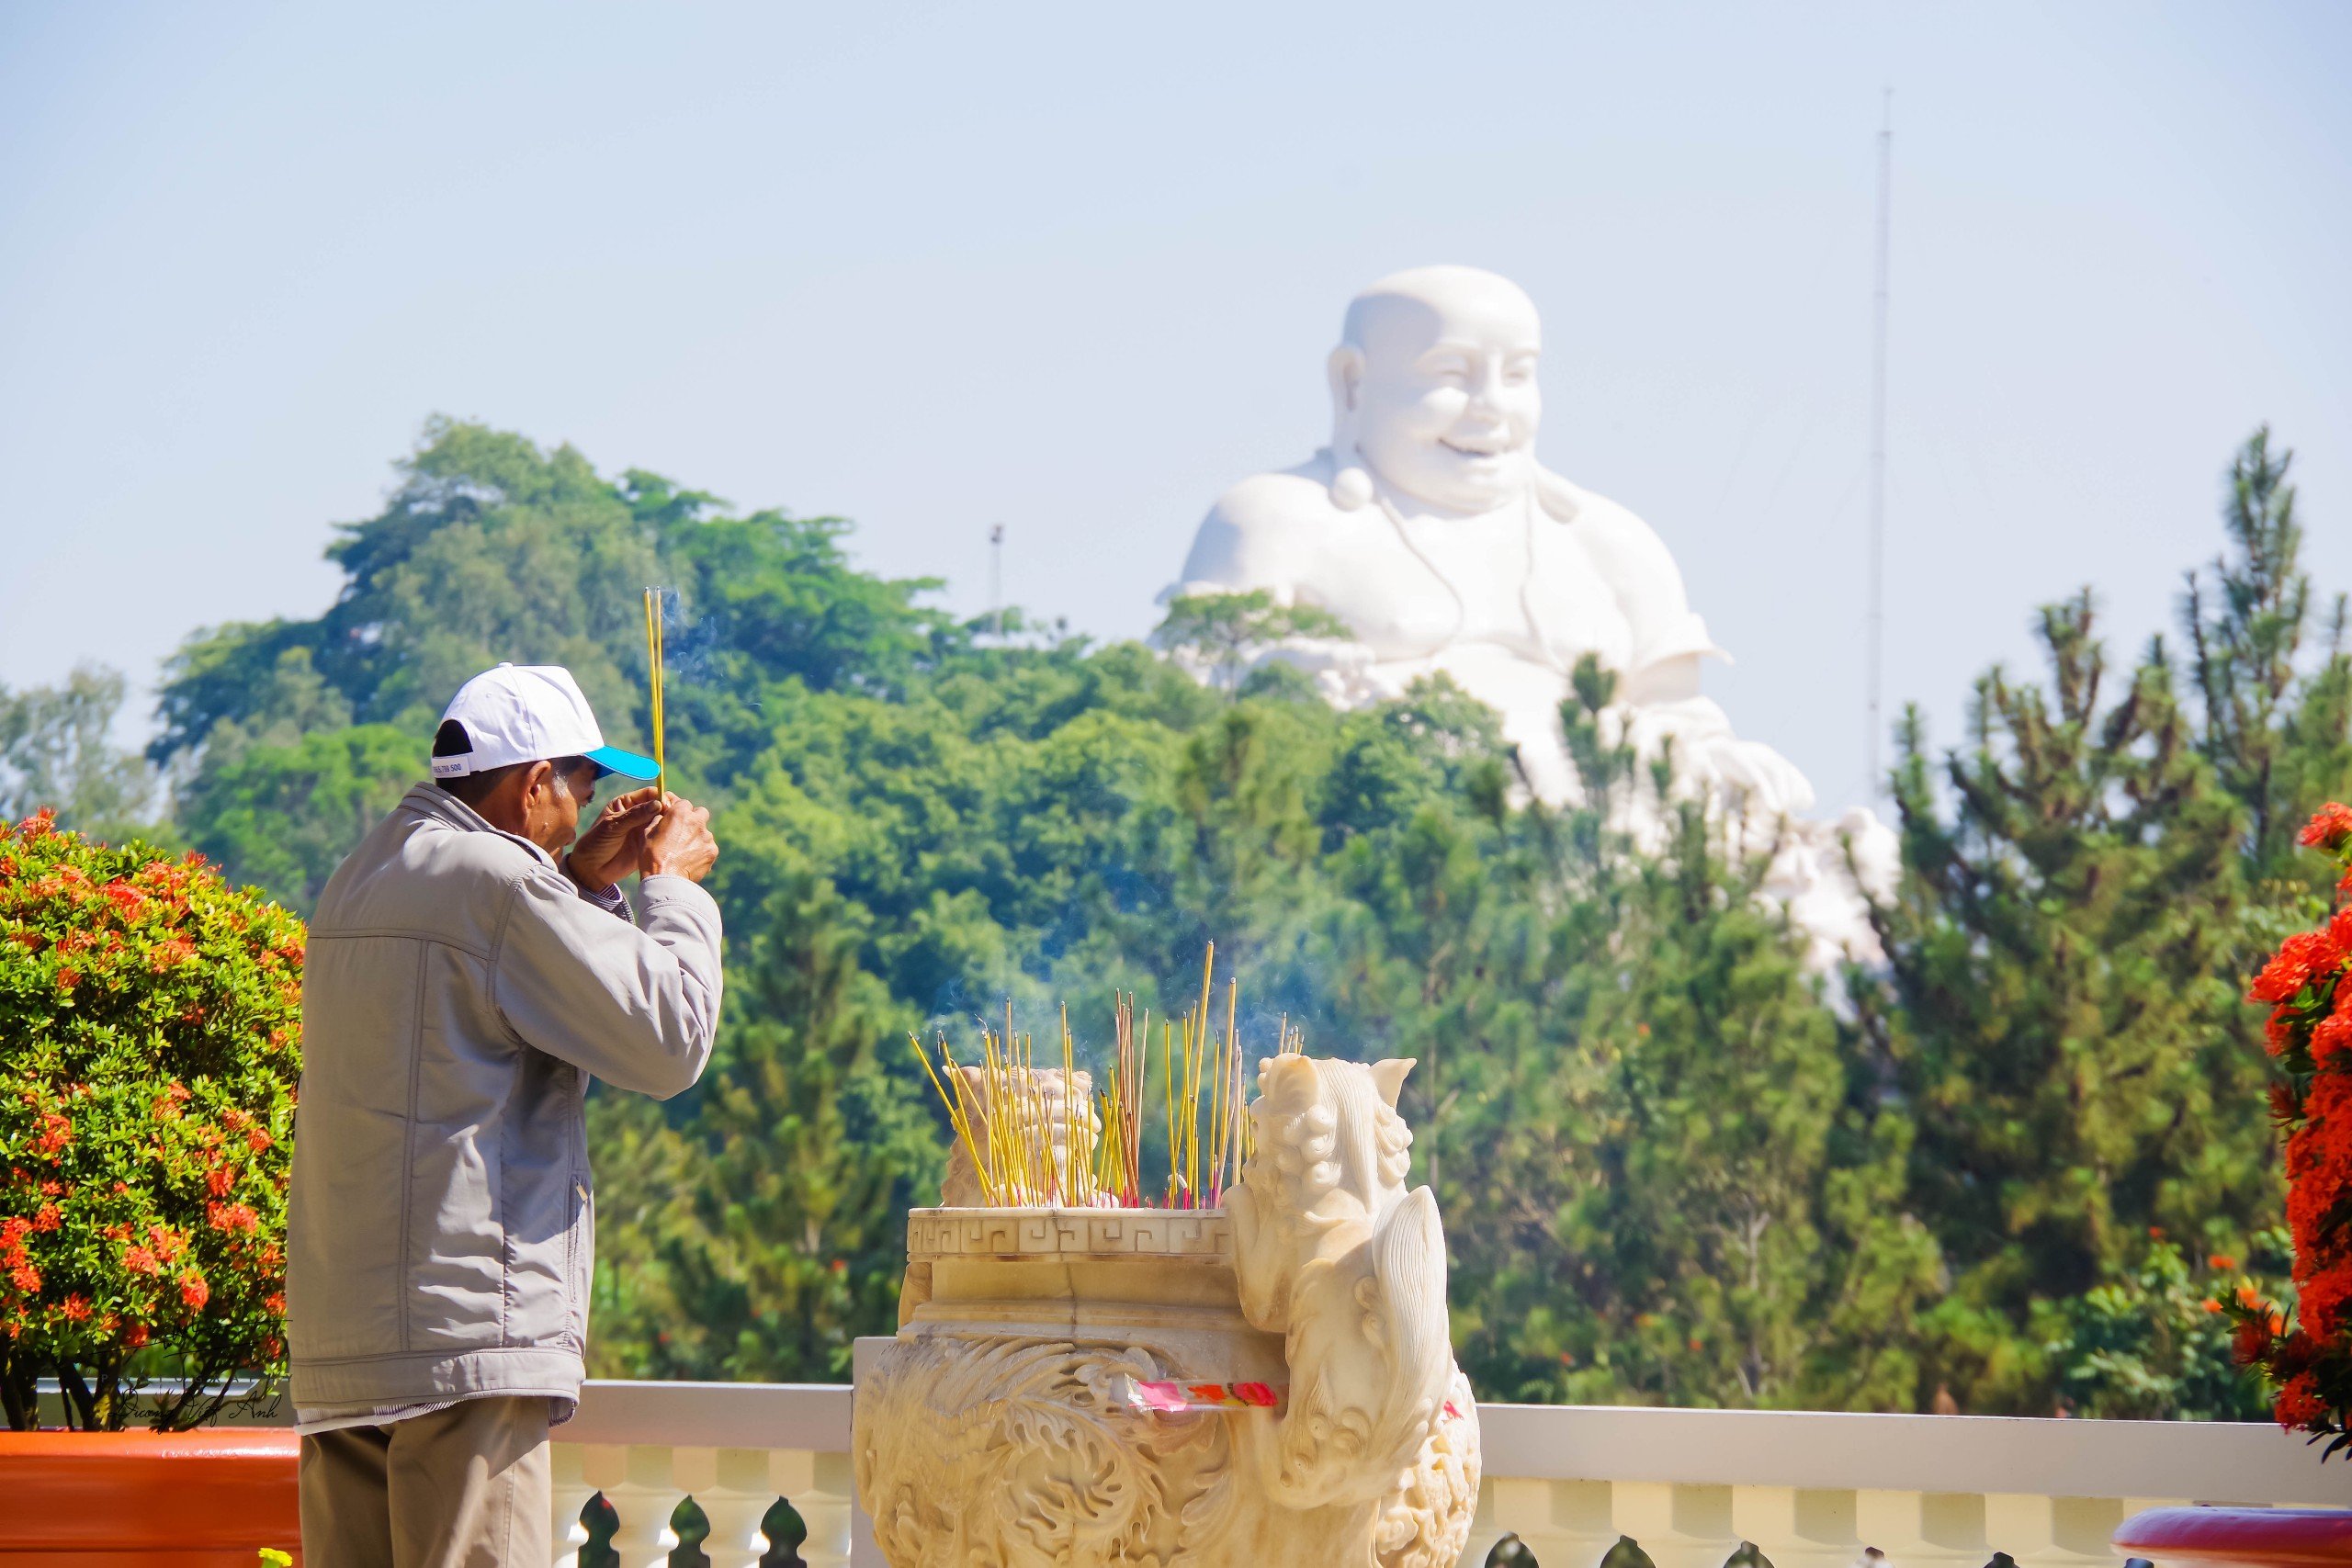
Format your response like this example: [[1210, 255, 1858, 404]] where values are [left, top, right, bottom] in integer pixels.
[[1327, 344, 1365, 412], [1325, 345, 1374, 510]]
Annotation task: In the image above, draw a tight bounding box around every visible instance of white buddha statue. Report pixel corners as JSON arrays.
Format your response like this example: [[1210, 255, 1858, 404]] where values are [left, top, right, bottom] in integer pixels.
[[1168, 265, 1891, 960]]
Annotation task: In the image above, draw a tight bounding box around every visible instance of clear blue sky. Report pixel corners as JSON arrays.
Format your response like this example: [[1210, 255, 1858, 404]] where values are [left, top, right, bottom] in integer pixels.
[[3, 2, 2346, 810]]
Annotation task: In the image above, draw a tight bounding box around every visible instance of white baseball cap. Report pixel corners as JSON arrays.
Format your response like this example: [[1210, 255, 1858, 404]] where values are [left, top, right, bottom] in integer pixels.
[[431, 663, 660, 782]]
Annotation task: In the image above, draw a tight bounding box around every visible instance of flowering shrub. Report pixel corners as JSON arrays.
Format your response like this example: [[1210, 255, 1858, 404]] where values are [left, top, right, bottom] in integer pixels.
[[2232, 802, 2352, 1455], [0, 809, 302, 1429], [2051, 1231, 2285, 1420]]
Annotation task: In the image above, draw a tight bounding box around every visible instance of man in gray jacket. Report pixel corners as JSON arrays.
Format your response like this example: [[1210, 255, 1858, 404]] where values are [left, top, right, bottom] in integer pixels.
[[288, 662, 723, 1566]]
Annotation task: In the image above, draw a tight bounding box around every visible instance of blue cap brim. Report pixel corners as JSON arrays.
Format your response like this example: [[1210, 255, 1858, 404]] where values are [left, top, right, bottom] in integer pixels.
[[584, 745, 662, 782]]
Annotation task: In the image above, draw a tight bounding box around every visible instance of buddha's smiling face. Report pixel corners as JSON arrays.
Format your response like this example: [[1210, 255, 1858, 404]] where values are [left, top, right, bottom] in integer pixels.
[[1340, 269, 1543, 515]]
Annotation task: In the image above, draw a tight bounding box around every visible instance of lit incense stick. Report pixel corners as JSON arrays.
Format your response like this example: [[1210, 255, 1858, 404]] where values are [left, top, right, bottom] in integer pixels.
[[643, 587, 669, 800]]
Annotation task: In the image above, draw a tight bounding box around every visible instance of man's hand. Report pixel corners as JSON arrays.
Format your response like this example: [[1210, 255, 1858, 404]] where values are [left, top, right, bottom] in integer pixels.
[[565, 786, 664, 892], [642, 795, 719, 884]]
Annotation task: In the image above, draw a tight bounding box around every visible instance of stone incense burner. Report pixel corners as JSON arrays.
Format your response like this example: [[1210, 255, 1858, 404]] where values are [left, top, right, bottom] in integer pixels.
[[853, 1054, 1480, 1567]]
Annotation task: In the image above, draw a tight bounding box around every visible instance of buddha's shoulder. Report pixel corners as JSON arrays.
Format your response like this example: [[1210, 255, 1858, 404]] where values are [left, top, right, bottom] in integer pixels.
[[1541, 473, 1672, 558], [1182, 455, 1352, 589], [1204, 453, 1346, 536]]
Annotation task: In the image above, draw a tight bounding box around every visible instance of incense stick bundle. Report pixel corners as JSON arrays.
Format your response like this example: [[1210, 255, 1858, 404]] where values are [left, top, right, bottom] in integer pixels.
[[906, 946, 1272, 1213], [642, 587, 670, 799]]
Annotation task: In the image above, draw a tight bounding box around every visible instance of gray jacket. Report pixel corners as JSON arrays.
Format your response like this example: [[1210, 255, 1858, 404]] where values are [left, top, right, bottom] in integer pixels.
[[288, 784, 722, 1416]]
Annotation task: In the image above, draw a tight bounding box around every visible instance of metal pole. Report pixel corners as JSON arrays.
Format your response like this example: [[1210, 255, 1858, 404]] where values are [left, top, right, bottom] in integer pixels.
[[1867, 91, 1892, 796], [989, 523, 1005, 640]]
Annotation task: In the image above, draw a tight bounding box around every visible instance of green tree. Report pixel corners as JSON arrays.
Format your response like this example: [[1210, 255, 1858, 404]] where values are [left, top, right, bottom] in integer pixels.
[[1153, 590, 1351, 694], [1873, 431, 2349, 1413], [175, 727, 420, 916], [2185, 428, 2352, 879], [1431, 661, 1940, 1410], [0, 665, 163, 842], [589, 876, 941, 1381]]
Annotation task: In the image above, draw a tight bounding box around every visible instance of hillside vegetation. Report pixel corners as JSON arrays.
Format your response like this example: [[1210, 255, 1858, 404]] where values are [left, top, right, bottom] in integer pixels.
[[6, 418, 2345, 1416]]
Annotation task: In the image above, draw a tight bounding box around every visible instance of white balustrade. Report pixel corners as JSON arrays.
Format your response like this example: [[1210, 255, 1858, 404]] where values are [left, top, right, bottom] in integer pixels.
[[1449, 1404, 2346, 1568], [546, 1371, 2346, 1568], [553, 1380, 857, 1566]]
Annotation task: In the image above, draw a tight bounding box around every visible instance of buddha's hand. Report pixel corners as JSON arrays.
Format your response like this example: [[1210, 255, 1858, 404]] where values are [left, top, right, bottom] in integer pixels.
[[1256, 637, 1381, 704], [1697, 735, 1815, 818]]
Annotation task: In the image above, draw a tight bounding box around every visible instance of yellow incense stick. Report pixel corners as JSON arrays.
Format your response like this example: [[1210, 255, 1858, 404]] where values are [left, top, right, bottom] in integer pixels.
[[643, 588, 669, 801], [1060, 1005, 1078, 1206], [1162, 1018, 1177, 1201], [914, 948, 1271, 1213], [911, 1036, 996, 1204]]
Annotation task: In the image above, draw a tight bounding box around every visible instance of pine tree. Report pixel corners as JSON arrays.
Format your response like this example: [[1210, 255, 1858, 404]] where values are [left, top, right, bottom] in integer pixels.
[[2184, 427, 2352, 891], [1420, 660, 1940, 1408], [587, 876, 942, 1381], [1873, 430, 2352, 1412]]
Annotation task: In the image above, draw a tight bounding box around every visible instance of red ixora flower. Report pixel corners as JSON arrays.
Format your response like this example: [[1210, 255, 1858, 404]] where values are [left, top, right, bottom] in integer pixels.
[[2301, 802, 2352, 852], [177, 1271, 209, 1312], [206, 1201, 260, 1235], [60, 1295, 91, 1323], [2267, 1008, 2299, 1056], [96, 880, 145, 919], [2276, 1371, 2330, 1430], [28, 1112, 72, 1157], [2297, 1262, 2352, 1339], [123, 1245, 160, 1276], [2315, 993, 2352, 1064], [2251, 931, 2350, 1005]]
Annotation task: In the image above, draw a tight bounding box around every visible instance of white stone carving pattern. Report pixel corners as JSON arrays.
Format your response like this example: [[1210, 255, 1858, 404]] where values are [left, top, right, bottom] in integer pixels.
[[856, 1057, 1478, 1566]]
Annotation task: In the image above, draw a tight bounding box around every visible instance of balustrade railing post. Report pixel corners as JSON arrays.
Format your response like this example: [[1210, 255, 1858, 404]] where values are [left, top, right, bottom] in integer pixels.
[[1495, 1477, 1619, 1568], [775, 1448, 855, 1568], [691, 1447, 780, 1568], [1613, 1481, 1739, 1568], [591, 1443, 682, 1568], [1858, 1488, 2002, 1568], [1732, 1484, 1871, 1568], [1455, 1475, 1511, 1567], [549, 1441, 595, 1568], [1984, 1492, 2059, 1568]]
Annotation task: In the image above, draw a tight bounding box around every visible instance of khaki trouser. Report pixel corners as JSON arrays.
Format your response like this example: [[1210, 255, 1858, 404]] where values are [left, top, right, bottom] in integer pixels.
[[299, 1396, 552, 1568]]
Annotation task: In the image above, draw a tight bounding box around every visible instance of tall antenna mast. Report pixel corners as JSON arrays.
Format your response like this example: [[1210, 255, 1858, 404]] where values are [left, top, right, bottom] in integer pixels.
[[988, 523, 1005, 640], [1866, 89, 1893, 795]]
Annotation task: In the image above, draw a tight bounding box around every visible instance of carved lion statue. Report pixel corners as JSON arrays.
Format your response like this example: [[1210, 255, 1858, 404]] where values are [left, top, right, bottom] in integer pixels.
[[857, 1055, 1479, 1567], [1227, 1055, 1479, 1564]]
